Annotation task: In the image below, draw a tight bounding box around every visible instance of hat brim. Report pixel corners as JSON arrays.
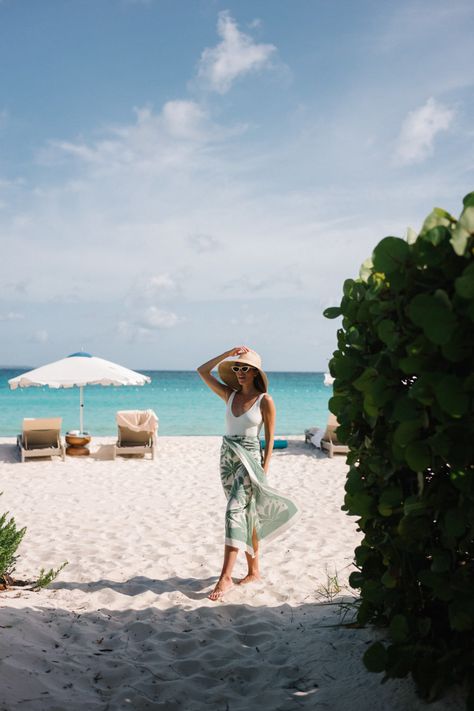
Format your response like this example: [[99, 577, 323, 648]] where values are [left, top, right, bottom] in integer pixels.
[[217, 359, 268, 392]]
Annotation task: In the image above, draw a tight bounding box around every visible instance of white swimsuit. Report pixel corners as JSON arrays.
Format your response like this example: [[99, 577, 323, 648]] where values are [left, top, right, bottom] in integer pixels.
[[225, 391, 264, 437]]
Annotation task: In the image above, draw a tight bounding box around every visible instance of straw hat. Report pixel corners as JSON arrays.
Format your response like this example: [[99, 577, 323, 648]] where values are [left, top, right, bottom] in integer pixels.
[[218, 350, 269, 392]]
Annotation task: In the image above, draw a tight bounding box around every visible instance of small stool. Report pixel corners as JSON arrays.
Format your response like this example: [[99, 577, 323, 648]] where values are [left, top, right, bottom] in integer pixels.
[[65, 432, 91, 456]]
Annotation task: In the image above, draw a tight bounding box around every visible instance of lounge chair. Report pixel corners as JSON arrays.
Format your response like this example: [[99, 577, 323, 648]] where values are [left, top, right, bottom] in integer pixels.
[[320, 413, 349, 458], [17, 417, 66, 462], [114, 409, 158, 460]]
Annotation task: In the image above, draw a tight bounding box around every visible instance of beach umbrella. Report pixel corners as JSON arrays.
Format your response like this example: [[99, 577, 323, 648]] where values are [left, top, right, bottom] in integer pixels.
[[8, 352, 151, 434]]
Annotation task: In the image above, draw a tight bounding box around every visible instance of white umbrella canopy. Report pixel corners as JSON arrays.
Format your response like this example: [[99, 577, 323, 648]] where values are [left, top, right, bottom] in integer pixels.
[[8, 352, 151, 434]]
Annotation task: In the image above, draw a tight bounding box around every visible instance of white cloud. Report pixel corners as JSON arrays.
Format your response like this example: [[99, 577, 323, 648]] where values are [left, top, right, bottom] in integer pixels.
[[187, 233, 220, 253], [197, 10, 276, 94], [394, 97, 455, 165], [140, 306, 179, 329], [160, 100, 208, 141], [144, 273, 176, 293], [117, 304, 180, 344], [0, 311, 24, 321], [41, 101, 218, 173]]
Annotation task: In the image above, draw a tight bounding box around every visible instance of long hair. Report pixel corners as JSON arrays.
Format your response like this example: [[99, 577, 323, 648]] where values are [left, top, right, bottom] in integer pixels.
[[254, 371, 266, 393]]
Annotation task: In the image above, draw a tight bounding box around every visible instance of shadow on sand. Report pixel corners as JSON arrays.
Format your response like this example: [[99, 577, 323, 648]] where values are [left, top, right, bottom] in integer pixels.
[[50, 575, 217, 601], [0, 584, 466, 711]]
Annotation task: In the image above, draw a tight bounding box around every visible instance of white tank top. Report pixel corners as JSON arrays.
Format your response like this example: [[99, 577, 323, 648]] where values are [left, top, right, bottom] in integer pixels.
[[225, 391, 264, 437]]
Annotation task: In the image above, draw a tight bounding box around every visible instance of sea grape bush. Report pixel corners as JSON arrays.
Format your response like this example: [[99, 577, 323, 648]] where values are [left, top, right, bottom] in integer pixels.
[[324, 192, 474, 705]]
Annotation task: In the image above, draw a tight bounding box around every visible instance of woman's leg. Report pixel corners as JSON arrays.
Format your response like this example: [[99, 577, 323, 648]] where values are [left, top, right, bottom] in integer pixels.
[[208, 544, 239, 600], [238, 528, 261, 585]]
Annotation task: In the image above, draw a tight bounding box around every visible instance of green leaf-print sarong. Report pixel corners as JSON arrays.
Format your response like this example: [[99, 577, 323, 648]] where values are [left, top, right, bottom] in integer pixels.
[[220, 435, 299, 557]]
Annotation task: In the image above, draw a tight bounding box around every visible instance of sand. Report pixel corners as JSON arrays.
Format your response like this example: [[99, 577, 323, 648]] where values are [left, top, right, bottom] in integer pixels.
[[0, 436, 465, 711]]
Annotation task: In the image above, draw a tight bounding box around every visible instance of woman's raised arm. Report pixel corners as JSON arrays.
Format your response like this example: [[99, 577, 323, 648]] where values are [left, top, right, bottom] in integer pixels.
[[197, 346, 250, 402]]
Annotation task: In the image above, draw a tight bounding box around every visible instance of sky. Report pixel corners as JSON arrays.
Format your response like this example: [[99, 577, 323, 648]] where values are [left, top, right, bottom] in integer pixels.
[[0, 0, 473, 371]]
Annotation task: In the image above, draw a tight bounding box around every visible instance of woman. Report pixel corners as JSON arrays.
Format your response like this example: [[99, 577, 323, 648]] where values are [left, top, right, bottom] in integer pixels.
[[197, 346, 299, 601]]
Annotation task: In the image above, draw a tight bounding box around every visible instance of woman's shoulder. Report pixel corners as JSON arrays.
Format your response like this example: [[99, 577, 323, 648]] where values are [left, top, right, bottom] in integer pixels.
[[260, 393, 274, 406], [225, 388, 237, 403]]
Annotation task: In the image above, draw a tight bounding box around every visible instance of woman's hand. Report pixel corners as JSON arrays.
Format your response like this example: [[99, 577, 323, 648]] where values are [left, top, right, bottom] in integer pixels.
[[228, 346, 250, 357]]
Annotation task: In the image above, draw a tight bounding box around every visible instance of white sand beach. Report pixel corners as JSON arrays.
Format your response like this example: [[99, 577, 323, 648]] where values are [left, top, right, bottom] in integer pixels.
[[0, 436, 465, 711]]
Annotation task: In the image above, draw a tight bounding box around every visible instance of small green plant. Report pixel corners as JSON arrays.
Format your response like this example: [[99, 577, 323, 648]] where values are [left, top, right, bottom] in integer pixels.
[[0, 495, 27, 584], [33, 561, 69, 591], [324, 192, 474, 704], [316, 566, 342, 602], [0, 493, 67, 591]]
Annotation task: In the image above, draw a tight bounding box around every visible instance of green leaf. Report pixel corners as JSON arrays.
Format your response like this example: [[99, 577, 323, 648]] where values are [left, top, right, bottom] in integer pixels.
[[363, 642, 387, 673], [363, 393, 379, 418], [417, 617, 431, 637], [389, 614, 409, 643], [444, 509, 466, 538], [454, 263, 474, 299], [407, 294, 456, 345], [349, 571, 364, 588], [372, 237, 410, 274], [353, 367, 378, 392], [433, 375, 469, 418], [392, 396, 421, 421], [441, 329, 473, 362], [331, 355, 359, 380], [403, 496, 428, 516], [328, 395, 345, 416], [323, 306, 342, 319], [347, 492, 374, 518], [354, 545, 371, 566], [379, 486, 403, 509], [398, 514, 431, 541], [463, 191, 474, 208], [394, 421, 421, 447], [381, 570, 397, 588], [343, 279, 355, 297], [405, 442, 431, 472], [377, 319, 398, 348], [421, 225, 450, 246], [462, 192, 474, 207], [409, 376, 434, 406], [431, 551, 451, 573], [449, 602, 473, 631]]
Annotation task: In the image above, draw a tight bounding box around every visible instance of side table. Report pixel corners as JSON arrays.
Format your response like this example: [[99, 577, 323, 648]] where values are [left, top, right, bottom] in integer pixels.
[[65, 432, 91, 457]]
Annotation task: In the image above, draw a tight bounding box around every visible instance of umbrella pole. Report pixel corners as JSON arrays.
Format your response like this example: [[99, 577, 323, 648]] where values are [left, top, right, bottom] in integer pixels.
[[80, 385, 84, 433]]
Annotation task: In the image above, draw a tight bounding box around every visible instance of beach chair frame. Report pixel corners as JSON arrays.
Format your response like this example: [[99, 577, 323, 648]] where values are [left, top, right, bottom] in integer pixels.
[[17, 417, 66, 462], [114, 424, 157, 460], [320, 415, 349, 458]]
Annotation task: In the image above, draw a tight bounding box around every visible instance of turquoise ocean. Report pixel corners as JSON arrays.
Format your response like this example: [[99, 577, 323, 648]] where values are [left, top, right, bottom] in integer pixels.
[[0, 369, 331, 437]]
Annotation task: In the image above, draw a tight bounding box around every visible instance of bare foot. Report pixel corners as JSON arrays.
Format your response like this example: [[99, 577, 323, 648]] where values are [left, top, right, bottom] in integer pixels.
[[237, 573, 262, 586], [208, 576, 234, 601]]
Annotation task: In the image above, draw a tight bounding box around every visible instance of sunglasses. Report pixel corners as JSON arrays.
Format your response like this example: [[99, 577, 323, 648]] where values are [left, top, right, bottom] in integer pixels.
[[231, 365, 255, 373]]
